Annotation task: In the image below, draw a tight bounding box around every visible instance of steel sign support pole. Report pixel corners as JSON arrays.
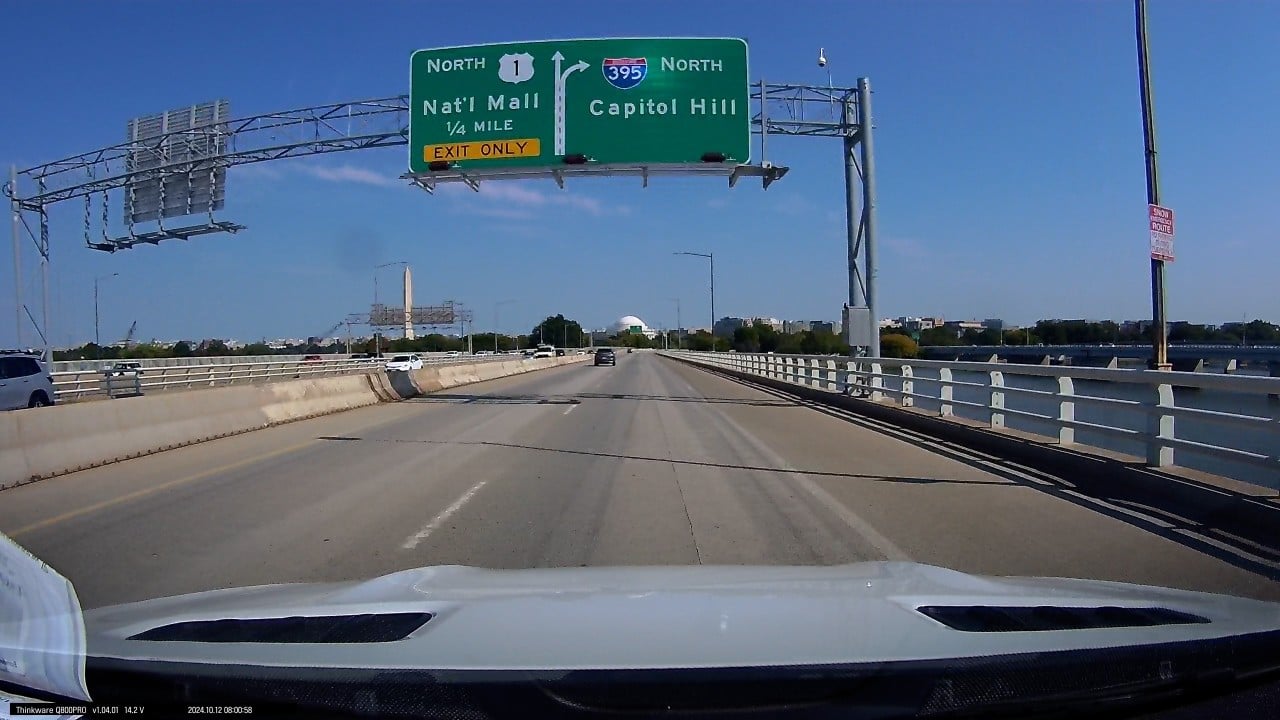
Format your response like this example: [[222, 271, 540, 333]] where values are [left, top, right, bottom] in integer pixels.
[[9, 165, 21, 347], [857, 77, 881, 359], [37, 179, 50, 362], [842, 96, 865, 357], [1136, 0, 1169, 370]]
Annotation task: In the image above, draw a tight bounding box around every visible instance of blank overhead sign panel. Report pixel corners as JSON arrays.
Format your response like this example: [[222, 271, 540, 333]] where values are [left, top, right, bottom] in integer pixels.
[[123, 100, 230, 224], [409, 38, 750, 173]]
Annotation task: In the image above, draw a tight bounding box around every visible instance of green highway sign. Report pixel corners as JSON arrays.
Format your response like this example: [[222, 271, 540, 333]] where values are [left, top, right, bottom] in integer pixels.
[[408, 38, 750, 173]]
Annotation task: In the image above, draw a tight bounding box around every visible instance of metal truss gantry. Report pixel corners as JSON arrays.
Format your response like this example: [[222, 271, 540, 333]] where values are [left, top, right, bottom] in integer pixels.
[[5, 81, 878, 358]]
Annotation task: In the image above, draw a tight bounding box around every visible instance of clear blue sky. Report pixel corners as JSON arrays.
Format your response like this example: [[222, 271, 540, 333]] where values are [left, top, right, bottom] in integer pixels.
[[2, 0, 1277, 347]]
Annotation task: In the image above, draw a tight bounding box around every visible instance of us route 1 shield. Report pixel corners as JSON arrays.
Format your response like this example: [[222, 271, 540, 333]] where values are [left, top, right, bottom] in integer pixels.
[[409, 38, 750, 173]]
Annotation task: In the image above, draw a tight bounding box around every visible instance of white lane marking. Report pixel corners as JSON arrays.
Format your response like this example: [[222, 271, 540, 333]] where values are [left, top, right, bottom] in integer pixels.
[[562, 404, 578, 415], [401, 480, 488, 550], [674, 365, 912, 562]]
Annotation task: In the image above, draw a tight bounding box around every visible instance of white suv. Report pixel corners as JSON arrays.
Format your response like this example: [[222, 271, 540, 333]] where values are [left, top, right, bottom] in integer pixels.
[[532, 345, 555, 359], [0, 352, 55, 410]]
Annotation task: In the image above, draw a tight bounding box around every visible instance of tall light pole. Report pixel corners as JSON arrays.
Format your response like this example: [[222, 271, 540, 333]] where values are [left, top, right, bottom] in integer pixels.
[[494, 299, 516, 352], [670, 297, 681, 349], [373, 261, 407, 356], [1136, 0, 1169, 370], [675, 251, 714, 339], [94, 272, 118, 357]]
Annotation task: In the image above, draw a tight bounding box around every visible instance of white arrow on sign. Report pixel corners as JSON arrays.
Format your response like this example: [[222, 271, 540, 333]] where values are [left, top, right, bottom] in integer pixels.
[[552, 51, 589, 156]]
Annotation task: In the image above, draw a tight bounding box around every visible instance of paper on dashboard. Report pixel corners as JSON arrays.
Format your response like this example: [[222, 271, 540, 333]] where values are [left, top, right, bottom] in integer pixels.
[[0, 532, 89, 702]]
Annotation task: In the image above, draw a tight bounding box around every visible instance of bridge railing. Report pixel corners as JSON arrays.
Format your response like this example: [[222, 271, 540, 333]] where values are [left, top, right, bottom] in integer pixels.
[[663, 351, 1280, 487], [51, 354, 517, 401]]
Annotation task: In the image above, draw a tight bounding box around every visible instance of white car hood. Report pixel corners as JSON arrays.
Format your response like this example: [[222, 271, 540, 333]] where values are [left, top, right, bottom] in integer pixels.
[[84, 562, 1280, 671]]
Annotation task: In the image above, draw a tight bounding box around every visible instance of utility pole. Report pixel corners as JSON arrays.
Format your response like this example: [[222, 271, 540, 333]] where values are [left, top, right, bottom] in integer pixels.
[[1136, 0, 1169, 370]]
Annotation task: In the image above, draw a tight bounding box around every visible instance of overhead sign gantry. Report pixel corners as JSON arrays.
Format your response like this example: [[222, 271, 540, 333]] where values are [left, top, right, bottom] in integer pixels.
[[6, 37, 880, 360]]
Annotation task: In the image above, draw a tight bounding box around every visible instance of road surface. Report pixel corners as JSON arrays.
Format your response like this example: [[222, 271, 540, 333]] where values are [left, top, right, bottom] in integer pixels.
[[3, 352, 1276, 608]]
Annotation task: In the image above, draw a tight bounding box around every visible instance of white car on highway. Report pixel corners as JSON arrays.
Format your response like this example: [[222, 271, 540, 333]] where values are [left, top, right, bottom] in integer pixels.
[[104, 361, 144, 377], [0, 352, 55, 410], [385, 354, 423, 372], [532, 344, 555, 359]]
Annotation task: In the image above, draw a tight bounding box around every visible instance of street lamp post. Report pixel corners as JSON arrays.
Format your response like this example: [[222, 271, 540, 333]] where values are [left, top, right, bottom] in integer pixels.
[[494, 300, 516, 353], [670, 297, 682, 349], [93, 272, 119, 358], [373, 261, 407, 356], [674, 251, 714, 341]]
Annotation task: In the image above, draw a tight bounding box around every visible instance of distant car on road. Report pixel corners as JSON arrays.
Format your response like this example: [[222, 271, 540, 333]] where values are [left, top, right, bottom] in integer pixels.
[[302, 355, 323, 363], [627, 348, 634, 354], [521, 349, 536, 358], [385, 354, 424, 372], [594, 348, 616, 366], [105, 361, 144, 377], [555, 348, 566, 357], [0, 352, 54, 410], [444, 350, 463, 358], [533, 345, 555, 359]]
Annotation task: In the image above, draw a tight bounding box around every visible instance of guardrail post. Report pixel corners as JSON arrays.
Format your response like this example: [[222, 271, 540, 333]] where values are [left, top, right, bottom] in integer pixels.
[[1146, 382, 1175, 467], [989, 370, 1005, 428], [901, 365, 914, 408], [1057, 376, 1075, 445], [825, 359, 837, 391], [807, 358, 818, 386], [939, 367, 953, 416], [869, 362, 883, 401]]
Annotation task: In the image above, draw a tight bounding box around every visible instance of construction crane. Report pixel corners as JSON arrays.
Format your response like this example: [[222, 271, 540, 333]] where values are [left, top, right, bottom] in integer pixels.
[[121, 321, 137, 348], [313, 321, 344, 341], [307, 321, 346, 352]]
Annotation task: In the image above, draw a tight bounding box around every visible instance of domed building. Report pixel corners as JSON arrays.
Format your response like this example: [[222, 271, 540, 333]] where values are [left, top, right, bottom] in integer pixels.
[[613, 315, 658, 339]]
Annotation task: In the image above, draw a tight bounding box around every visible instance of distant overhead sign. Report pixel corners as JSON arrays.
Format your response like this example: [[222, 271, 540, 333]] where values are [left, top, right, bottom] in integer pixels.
[[408, 38, 750, 173], [1149, 204, 1174, 262], [124, 100, 230, 225]]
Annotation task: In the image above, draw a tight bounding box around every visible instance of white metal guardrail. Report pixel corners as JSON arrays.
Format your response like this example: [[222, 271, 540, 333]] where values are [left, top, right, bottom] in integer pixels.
[[51, 353, 526, 401], [663, 351, 1280, 485]]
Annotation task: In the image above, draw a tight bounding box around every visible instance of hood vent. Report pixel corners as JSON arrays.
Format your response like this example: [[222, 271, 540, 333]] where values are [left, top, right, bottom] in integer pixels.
[[129, 612, 432, 643], [917, 605, 1209, 632]]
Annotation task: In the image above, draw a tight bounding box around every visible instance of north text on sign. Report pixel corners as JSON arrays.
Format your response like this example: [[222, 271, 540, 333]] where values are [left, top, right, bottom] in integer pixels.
[[661, 58, 723, 72]]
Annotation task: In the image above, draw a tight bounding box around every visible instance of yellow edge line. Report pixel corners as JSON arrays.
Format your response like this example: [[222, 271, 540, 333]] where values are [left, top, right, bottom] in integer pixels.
[[7, 440, 316, 537]]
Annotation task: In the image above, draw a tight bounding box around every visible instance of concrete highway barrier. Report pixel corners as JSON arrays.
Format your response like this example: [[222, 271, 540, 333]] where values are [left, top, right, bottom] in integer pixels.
[[0, 355, 587, 490]]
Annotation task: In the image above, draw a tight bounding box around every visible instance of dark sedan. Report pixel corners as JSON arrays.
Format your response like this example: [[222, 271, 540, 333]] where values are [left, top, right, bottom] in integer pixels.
[[594, 348, 616, 366]]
